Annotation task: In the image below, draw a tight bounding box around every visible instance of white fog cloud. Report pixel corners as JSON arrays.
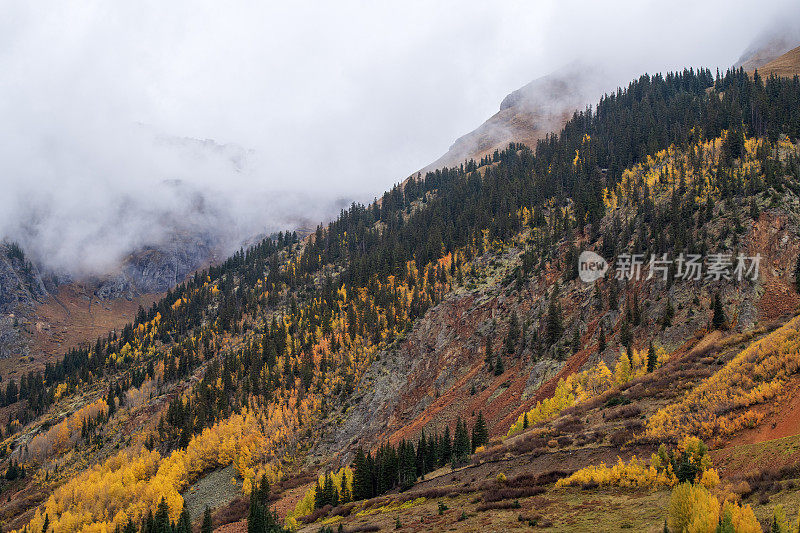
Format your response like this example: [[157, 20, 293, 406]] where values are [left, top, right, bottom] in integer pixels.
[[0, 0, 798, 276]]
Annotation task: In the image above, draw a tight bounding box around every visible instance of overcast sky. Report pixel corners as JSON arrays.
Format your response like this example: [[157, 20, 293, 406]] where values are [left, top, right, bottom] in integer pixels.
[[0, 0, 798, 275]]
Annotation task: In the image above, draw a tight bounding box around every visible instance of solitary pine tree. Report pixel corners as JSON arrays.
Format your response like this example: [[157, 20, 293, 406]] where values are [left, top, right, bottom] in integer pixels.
[[571, 327, 580, 354], [201, 507, 213, 533], [631, 292, 642, 326], [598, 322, 606, 353], [452, 418, 471, 467], [661, 299, 675, 328], [352, 447, 372, 501], [609, 280, 619, 310], [415, 432, 427, 476], [712, 293, 726, 330], [439, 426, 452, 466], [594, 283, 603, 310], [425, 433, 438, 474], [546, 289, 563, 345], [256, 473, 270, 505], [795, 253, 800, 293], [619, 319, 632, 349], [494, 354, 504, 376], [647, 341, 657, 373], [106, 387, 116, 418], [154, 498, 171, 533], [505, 312, 520, 354], [471, 411, 489, 451]]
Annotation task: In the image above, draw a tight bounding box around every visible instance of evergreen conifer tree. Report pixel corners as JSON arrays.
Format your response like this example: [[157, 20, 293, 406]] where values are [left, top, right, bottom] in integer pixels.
[[201, 507, 213, 533], [712, 293, 726, 330], [546, 287, 563, 344], [647, 341, 657, 373], [794, 253, 800, 293], [257, 473, 270, 505], [598, 323, 606, 353], [154, 498, 171, 533], [471, 411, 488, 451], [452, 418, 471, 466], [439, 426, 452, 466], [176, 508, 191, 533], [493, 354, 504, 376], [352, 447, 372, 501]]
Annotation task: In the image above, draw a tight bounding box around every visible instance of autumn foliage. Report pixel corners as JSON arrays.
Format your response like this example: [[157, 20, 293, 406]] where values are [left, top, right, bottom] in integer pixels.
[[23, 407, 283, 533], [507, 345, 667, 437], [556, 437, 718, 491], [667, 482, 760, 533], [647, 315, 800, 441]]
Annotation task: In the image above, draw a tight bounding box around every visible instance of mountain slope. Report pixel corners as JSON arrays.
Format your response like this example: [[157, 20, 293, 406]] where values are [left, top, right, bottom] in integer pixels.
[[0, 243, 48, 360], [424, 31, 800, 184], [756, 45, 800, 78], [415, 63, 608, 176], [3, 67, 800, 533], [734, 18, 800, 72]]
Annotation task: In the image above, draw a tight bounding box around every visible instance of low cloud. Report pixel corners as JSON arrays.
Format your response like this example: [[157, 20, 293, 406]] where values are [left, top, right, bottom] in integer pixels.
[[0, 1, 797, 277]]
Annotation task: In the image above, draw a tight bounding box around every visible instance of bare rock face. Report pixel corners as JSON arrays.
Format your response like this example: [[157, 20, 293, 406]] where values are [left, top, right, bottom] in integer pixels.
[[312, 246, 567, 466], [0, 243, 49, 358], [93, 233, 219, 300], [312, 194, 799, 472], [311, 338, 420, 467], [0, 232, 220, 359], [0, 314, 23, 360], [0, 243, 48, 313]]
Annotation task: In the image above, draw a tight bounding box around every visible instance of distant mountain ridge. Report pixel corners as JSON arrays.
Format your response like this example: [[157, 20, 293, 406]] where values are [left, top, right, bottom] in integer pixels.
[[735, 21, 800, 72], [417, 24, 800, 182], [754, 45, 800, 78], [0, 130, 350, 368], [415, 63, 608, 176]]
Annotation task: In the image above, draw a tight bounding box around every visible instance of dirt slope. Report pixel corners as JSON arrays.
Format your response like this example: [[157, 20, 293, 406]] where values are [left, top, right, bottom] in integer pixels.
[[757, 45, 800, 78], [0, 283, 159, 378]]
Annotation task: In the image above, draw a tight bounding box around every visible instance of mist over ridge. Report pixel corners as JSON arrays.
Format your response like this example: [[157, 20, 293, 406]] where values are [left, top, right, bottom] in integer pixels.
[[1, 1, 798, 283]]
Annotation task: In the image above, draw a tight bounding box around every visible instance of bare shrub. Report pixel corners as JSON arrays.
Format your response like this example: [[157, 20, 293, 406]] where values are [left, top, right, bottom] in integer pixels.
[[605, 404, 641, 420], [609, 429, 633, 447], [483, 485, 545, 502], [210, 497, 249, 528], [623, 419, 645, 432], [553, 415, 583, 434], [344, 526, 380, 533], [300, 504, 332, 524], [477, 500, 521, 511], [556, 435, 573, 447]]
